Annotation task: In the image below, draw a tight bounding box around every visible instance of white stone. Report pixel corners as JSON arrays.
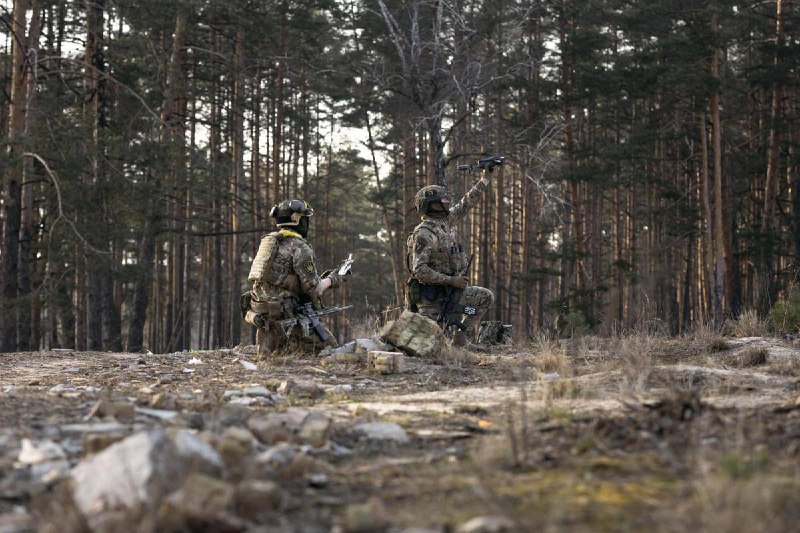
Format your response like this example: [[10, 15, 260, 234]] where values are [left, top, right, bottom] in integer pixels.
[[171, 430, 224, 476], [239, 359, 257, 371], [134, 407, 179, 420], [243, 386, 270, 397], [17, 439, 66, 465], [255, 442, 296, 468], [71, 428, 186, 515], [456, 516, 515, 533], [354, 422, 409, 443], [298, 412, 332, 448]]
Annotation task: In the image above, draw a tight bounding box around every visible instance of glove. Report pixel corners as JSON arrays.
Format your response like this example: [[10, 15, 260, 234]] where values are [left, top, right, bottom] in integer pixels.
[[448, 276, 469, 290], [325, 270, 344, 289], [244, 310, 267, 329]]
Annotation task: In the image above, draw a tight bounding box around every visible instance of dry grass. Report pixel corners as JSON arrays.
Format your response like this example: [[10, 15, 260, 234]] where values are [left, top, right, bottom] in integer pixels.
[[693, 322, 729, 354], [616, 332, 655, 395], [693, 455, 800, 533], [732, 346, 769, 368], [725, 309, 769, 338], [531, 332, 572, 377]]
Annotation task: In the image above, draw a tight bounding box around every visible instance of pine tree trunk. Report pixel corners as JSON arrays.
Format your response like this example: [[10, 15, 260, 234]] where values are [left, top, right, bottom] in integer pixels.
[[2, 0, 32, 351], [18, 6, 42, 350], [710, 13, 725, 327], [760, 0, 785, 310]]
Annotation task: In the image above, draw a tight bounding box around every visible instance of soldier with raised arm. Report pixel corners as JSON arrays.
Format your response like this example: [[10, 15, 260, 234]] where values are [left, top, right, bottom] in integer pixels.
[[405, 158, 501, 346], [242, 199, 347, 360]]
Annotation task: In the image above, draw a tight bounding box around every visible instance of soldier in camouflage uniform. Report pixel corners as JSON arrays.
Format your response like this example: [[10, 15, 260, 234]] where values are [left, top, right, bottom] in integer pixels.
[[406, 170, 496, 346], [242, 199, 345, 360]]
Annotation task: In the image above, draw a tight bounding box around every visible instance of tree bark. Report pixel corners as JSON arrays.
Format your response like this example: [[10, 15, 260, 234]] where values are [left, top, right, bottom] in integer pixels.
[[2, 0, 32, 351]]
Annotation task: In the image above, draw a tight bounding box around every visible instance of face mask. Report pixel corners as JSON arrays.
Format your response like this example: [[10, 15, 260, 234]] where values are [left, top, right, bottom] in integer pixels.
[[296, 216, 310, 238], [426, 200, 449, 218]]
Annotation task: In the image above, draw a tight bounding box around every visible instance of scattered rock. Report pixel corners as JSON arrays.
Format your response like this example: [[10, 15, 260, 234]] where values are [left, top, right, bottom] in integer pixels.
[[278, 380, 324, 399], [254, 442, 296, 471], [47, 384, 78, 396], [298, 412, 332, 448], [343, 497, 389, 533], [135, 406, 179, 420], [320, 340, 357, 356], [217, 427, 255, 477], [248, 415, 293, 445], [83, 433, 127, 456], [71, 428, 187, 515], [0, 511, 33, 533], [239, 359, 258, 371], [380, 311, 445, 359], [321, 352, 364, 366], [355, 337, 391, 354], [326, 384, 353, 396], [17, 439, 66, 465], [60, 422, 129, 435], [243, 386, 270, 397], [85, 398, 135, 423], [234, 480, 287, 519], [456, 515, 514, 533], [160, 473, 236, 529], [229, 397, 255, 406], [149, 392, 177, 410], [354, 422, 409, 444], [171, 429, 225, 477]]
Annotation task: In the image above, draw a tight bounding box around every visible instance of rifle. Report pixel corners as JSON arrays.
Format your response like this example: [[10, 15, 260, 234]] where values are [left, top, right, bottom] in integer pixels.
[[277, 302, 352, 342], [457, 155, 505, 174], [436, 254, 475, 332]]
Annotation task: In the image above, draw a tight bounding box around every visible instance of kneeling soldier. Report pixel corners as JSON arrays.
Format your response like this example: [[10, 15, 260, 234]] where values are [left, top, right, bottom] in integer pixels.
[[243, 199, 345, 360], [405, 163, 498, 345]]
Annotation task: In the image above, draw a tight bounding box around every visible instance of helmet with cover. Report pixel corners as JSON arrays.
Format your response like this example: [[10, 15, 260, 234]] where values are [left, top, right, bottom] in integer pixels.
[[414, 185, 450, 215], [270, 199, 314, 226], [270, 199, 314, 237]]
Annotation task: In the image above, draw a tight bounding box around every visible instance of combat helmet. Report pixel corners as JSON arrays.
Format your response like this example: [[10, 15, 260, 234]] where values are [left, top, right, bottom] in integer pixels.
[[414, 185, 450, 215], [270, 199, 314, 227]]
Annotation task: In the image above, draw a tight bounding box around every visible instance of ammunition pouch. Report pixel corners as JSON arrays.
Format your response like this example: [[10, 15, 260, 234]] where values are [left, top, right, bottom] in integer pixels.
[[240, 291, 254, 319], [406, 278, 446, 304], [405, 277, 421, 307], [241, 290, 286, 327], [420, 283, 447, 302]]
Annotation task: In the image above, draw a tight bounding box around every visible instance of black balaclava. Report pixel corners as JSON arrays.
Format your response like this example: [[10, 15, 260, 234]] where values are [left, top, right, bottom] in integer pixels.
[[425, 200, 449, 219], [296, 216, 310, 238]]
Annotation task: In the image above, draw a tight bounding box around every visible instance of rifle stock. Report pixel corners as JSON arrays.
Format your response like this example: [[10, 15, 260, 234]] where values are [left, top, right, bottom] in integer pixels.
[[278, 303, 352, 342]]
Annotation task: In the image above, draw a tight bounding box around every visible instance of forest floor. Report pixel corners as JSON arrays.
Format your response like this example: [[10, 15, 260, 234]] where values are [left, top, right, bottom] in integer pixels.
[[2, 332, 800, 532]]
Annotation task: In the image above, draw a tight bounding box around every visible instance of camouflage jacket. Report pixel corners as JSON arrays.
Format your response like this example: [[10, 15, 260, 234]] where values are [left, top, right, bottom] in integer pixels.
[[407, 177, 488, 285], [249, 229, 327, 302]]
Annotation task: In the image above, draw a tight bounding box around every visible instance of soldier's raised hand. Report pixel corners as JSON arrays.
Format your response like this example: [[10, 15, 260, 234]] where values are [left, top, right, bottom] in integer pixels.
[[448, 275, 469, 289]]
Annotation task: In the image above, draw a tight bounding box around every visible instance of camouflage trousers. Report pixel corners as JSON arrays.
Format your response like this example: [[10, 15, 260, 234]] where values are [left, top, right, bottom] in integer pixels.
[[417, 285, 495, 333], [254, 321, 338, 360]]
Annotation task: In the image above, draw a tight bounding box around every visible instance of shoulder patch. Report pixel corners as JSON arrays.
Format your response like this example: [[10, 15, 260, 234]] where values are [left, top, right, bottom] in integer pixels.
[[303, 261, 316, 274], [414, 236, 429, 254]]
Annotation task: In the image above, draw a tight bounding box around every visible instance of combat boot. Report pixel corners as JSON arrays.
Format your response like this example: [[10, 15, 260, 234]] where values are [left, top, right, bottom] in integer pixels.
[[450, 330, 487, 352], [452, 330, 468, 347]]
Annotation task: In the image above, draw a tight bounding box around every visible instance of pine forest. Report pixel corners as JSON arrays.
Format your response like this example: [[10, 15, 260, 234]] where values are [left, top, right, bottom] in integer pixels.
[[2, 0, 800, 353]]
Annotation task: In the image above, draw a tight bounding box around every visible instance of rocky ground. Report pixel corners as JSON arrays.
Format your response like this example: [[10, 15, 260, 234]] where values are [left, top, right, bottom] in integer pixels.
[[1, 332, 800, 532]]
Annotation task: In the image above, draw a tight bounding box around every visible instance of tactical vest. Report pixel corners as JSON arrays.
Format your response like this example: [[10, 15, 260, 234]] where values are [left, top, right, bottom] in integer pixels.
[[407, 221, 468, 277], [248, 232, 281, 283]]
